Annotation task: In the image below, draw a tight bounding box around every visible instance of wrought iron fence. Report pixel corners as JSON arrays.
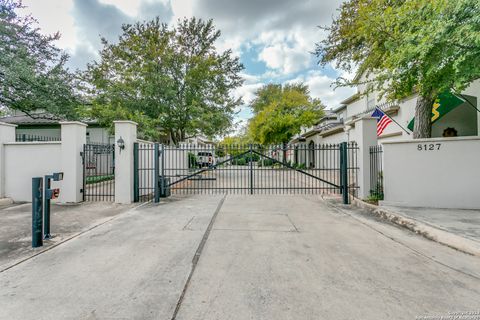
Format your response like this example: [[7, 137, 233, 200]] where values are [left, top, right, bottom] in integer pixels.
[[133, 142, 359, 200], [134, 142, 158, 202], [16, 133, 61, 142], [369, 145, 383, 199], [82, 143, 115, 201]]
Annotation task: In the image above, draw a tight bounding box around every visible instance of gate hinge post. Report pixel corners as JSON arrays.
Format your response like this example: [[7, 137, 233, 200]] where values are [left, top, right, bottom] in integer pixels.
[[249, 144, 254, 195], [340, 142, 349, 205]]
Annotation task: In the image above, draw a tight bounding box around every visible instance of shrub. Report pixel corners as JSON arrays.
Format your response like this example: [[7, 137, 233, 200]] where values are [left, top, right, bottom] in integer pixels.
[[235, 158, 247, 165], [86, 174, 114, 185], [258, 159, 273, 167], [188, 152, 198, 168], [297, 163, 307, 170], [240, 153, 260, 162]]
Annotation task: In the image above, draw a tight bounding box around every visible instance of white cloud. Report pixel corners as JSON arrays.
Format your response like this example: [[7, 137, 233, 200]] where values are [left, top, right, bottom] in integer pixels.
[[98, 0, 142, 16], [288, 71, 356, 109], [258, 43, 311, 75], [233, 82, 263, 106], [21, 0, 77, 51], [171, 0, 195, 20]]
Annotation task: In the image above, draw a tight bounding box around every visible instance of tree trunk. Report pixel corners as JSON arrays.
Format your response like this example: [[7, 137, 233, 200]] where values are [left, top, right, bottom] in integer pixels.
[[413, 94, 435, 139], [169, 130, 177, 146]]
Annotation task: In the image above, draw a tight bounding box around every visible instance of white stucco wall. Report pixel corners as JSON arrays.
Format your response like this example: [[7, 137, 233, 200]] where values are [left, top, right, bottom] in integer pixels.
[[346, 99, 365, 119], [382, 137, 480, 209], [4, 142, 62, 202], [87, 127, 113, 144], [463, 79, 480, 135]]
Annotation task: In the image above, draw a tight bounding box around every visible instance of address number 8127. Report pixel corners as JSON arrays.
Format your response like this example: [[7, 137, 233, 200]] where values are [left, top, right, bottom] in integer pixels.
[[417, 143, 441, 151]]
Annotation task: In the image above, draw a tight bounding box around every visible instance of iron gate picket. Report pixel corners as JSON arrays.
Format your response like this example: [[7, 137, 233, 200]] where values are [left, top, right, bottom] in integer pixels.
[[134, 142, 358, 203], [82, 143, 115, 201]]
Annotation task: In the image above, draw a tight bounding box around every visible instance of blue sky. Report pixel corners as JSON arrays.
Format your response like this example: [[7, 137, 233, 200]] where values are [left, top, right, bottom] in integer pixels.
[[21, 0, 355, 130]]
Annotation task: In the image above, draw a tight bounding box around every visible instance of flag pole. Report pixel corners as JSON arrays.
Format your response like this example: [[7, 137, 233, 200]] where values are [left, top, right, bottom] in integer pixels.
[[375, 106, 411, 135], [453, 91, 480, 113]]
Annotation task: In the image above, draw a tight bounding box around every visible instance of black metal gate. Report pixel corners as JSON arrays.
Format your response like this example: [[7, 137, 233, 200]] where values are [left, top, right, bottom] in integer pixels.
[[369, 145, 384, 199], [134, 142, 358, 203], [82, 143, 115, 201]]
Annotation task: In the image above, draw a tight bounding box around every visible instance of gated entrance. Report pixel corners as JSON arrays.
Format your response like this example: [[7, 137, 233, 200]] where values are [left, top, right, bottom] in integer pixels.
[[134, 142, 358, 203], [82, 143, 115, 201]]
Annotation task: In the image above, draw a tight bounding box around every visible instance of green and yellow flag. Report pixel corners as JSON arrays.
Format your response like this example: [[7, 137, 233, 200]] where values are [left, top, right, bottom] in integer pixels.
[[407, 92, 465, 131]]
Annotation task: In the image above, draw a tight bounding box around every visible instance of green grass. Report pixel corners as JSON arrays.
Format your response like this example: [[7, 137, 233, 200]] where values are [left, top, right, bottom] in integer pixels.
[[86, 174, 114, 184]]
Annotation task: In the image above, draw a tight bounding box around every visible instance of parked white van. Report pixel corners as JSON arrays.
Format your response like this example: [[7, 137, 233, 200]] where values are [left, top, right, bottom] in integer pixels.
[[197, 151, 217, 167]]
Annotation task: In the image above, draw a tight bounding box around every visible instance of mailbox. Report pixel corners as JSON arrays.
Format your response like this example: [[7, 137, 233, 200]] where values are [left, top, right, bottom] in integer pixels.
[[43, 172, 63, 239], [53, 172, 64, 181]]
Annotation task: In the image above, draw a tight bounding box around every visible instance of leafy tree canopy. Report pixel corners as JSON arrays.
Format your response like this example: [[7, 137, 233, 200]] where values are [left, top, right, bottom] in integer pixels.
[[85, 17, 244, 144], [248, 83, 324, 144], [0, 0, 80, 119], [316, 0, 480, 138], [250, 84, 283, 115], [217, 134, 253, 157]]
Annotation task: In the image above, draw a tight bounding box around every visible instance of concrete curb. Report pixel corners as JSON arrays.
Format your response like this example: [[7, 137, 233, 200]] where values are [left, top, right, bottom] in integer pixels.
[[351, 198, 480, 257], [0, 198, 13, 206]]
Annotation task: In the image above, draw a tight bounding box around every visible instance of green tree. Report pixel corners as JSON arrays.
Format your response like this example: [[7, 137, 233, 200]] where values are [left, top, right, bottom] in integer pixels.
[[218, 134, 252, 157], [86, 17, 244, 144], [248, 83, 324, 144], [316, 0, 480, 138], [0, 0, 80, 119], [250, 84, 283, 114]]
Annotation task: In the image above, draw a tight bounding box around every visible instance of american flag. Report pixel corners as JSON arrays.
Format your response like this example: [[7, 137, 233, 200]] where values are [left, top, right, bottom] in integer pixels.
[[371, 107, 392, 136]]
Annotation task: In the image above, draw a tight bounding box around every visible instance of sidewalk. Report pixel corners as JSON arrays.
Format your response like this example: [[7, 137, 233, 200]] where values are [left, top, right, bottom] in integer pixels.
[[352, 198, 480, 256], [0, 201, 134, 271], [382, 206, 480, 242]]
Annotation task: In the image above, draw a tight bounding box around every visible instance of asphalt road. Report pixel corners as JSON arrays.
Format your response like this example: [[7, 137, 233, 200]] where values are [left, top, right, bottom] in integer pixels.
[[0, 194, 479, 319]]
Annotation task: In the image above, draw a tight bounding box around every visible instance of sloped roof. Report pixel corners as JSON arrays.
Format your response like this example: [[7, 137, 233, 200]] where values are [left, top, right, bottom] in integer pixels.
[[0, 113, 98, 126]]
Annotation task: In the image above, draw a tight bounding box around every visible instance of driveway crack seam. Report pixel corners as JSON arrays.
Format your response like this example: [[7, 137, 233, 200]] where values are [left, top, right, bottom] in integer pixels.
[[286, 214, 300, 232], [171, 194, 227, 320]]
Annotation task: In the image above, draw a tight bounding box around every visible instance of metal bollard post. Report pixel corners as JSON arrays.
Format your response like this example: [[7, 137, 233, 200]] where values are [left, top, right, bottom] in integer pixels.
[[43, 175, 52, 239], [32, 177, 43, 248], [154, 143, 160, 203]]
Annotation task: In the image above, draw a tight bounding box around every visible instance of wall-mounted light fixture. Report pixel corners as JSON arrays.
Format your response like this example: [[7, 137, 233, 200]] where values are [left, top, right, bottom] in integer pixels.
[[117, 137, 125, 153]]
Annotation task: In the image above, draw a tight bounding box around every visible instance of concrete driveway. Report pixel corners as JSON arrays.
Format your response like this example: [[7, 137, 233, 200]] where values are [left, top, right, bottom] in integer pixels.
[[176, 195, 480, 320], [1, 195, 479, 319]]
